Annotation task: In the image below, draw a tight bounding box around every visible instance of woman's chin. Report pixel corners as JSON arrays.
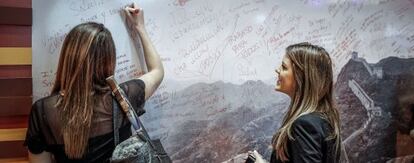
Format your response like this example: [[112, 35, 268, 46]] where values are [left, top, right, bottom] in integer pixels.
[[274, 86, 281, 92]]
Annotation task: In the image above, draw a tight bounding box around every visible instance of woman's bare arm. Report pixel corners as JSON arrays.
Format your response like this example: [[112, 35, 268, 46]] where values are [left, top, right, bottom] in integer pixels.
[[124, 3, 164, 100]]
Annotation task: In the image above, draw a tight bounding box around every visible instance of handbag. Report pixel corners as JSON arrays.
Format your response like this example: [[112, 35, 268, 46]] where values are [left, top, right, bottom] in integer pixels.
[[106, 76, 172, 163]]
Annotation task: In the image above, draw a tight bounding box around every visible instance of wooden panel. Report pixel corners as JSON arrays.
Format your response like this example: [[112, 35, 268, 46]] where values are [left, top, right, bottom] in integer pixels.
[[0, 65, 31, 78], [0, 116, 28, 129], [0, 6, 32, 26], [0, 78, 32, 96], [0, 0, 31, 8], [0, 141, 27, 158], [0, 48, 31, 65], [0, 25, 31, 47], [0, 0, 31, 160], [0, 128, 26, 141], [0, 96, 32, 116], [0, 157, 28, 163]]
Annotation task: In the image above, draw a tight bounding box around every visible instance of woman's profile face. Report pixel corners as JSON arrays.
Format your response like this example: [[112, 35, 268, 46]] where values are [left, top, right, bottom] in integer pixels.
[[275, 55, 296, 98]]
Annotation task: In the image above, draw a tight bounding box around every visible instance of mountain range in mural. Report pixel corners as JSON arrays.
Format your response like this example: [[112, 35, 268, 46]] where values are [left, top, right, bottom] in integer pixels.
[[142, 53, 414, 163], [336, 53, 414, 163], [143, 80, 290, 163]]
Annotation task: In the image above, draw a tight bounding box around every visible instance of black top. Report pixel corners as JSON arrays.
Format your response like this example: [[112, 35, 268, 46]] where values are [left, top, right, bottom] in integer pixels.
[[270, 113, 340, 163], [24, 79, 146, 163]]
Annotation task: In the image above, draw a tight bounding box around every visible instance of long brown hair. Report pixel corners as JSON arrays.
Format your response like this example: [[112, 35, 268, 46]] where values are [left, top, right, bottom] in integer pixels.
[[52, 22, 116, 158], [272, 42, 341, 161]]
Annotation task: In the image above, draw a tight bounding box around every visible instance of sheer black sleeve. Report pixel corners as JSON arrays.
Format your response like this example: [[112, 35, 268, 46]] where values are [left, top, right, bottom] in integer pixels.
[[119, 79, 146, 116], [24, 101, 47, 154], [288, 115, 325, 163]]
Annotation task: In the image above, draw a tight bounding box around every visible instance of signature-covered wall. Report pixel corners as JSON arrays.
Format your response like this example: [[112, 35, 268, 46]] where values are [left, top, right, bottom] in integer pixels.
[[33, 0, 414, 162]]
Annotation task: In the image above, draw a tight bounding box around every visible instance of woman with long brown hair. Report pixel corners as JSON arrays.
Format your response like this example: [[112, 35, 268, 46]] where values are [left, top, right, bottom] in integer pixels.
[[24, 3, 163, 162], [249, 42, 341, 163]]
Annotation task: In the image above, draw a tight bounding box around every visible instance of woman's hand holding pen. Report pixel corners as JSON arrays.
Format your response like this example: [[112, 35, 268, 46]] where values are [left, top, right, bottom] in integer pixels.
[[124, 3, 146, 32], [246, 150, 267, 163]]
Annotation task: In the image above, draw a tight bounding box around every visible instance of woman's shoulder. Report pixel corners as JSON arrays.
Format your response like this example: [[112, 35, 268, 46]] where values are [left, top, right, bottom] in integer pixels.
[[120, 78, 145, 89], [32, 93, 60, 110], [295, 112, 328, 125], [119, 79, 145, 95], [292, 112, 332, 136], [118, 79, 146, 116]]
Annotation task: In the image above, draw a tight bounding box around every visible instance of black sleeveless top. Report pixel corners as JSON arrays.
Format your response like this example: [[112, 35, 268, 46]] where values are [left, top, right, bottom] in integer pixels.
[[270, 113, 340, 163], [24, 79, 146, 163]]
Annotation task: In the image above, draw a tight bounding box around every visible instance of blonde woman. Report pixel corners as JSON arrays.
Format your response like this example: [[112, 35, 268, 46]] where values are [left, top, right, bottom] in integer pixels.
[[249, 42, 341, 163], [24, 3, 163, 162]]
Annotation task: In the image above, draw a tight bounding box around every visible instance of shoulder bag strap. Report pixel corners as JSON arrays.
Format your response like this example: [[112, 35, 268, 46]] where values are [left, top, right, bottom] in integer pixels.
[[106, 76, 156, 149], [112, 98, 121, 146]]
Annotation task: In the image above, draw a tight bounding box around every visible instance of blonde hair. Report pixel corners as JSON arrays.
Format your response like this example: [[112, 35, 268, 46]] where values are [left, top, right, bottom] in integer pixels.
[[52, 22, 116, 158], [272, 42, 341, 161]]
